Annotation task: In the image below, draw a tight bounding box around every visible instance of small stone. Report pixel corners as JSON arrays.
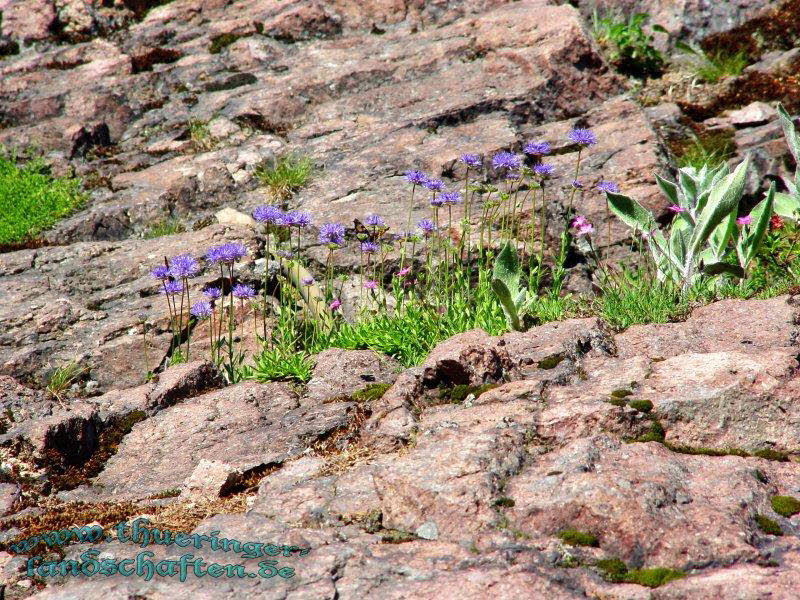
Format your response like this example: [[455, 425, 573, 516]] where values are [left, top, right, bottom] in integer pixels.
[[415, 521, 439, 540]]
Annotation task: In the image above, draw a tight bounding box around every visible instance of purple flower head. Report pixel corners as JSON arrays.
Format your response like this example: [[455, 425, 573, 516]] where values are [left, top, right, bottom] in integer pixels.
[[169, 254, 200, 279], [737, 215, 753, 226], [363, 280, 379, 290], [252, 205, 284, 224], [207, 243, 248, 265], [569, 128, 597, 147], [667, 204, 685, 214], [203, 287, 222, 300], [596, 180, 620, 194], [398, 267, 412, 277], [417, 218, 437, 236], [364, 214, 385, 227], [232, 284, 256, 299], [161, 279, 183, 295], [277, 250, 294, 259], [441, 191, 463, 205], [460, 153, 482, 169], [283, 211, 311, 228], [301, 276, 315, 286], [319, 223, 345, 247], [424, 178, 445, 192], [572, 215, 589, 228], [361, 241, 379, 254], [571, 180, 584, 189], [534, 163, 555, 177], [524, 141, 551, 156], [492, 151, 521, 170], [151, 265, 171, 280], [190, 301, 213, 319], [405, 170, 428, 186], [430, 195, 445, 207], [329, 299, 342, 311]]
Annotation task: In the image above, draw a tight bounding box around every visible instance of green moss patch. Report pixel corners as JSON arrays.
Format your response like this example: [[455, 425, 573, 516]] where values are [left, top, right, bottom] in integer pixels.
[[606, 397, 627, 408], [537, 354, 565, 370], [0, 154, 86, 249], [628, 399, 653, 413], [771, 495, 800, 518], [595, 558, 684, 587], [493, 497, 515, 508], [610, 388, 634, 399], [441, 383, 498, 404], [352, 383, 392, 402], [756, 514, 783, 536], [209, 33, 246, 54], [557, 529, 599, 547], [595, 557, 628, 583]]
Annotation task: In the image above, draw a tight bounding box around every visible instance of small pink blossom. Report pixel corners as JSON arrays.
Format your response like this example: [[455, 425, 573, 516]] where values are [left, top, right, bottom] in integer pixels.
[[329, 299, 341, 311], [571, 215, 589, 228], [571, 215, 594, 237], [397, 267, 412, 277], [364, 280, 379, 290], [667, 204, 685, 213], [736, 215, 752, 226]]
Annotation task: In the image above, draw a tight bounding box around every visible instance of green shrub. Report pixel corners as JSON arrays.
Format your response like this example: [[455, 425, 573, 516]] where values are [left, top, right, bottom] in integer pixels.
[[592, 12, 665, 78], [0, 154, 85, 247], [558, 529, 599, 547], [771, 495, 800, 517], [255, 154, 314, 200]]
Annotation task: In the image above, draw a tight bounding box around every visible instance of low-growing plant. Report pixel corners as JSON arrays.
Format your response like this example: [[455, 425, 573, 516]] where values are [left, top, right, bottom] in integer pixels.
[[46, 362, 87, 402], [675, 131, 735, 169], [677, 42, 749, 83], [771, 495, 800, 518], [756, 513, 783, 535], [592, 11, 666, 78], [188, 120, 215, 151], [144, 218, 185, 239], [775, 104, 800, 221], [248, 347, 313, 383], [255, 154, 314, 200], [558, 529, 599, 547], [0, 153, 86, 247]]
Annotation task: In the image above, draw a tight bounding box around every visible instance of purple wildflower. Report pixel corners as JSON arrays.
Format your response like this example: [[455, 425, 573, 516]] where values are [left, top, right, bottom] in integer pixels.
[[190, 301, 213, 319], [667, 204, 685, 214], [364, 214, 385, 227], [398, 266, 412, 277], [737, 215, 753, 226], [569, 128, 597, 146], [363, 280, 379, 290], [460, 153, 482, 169], [169, 254, 200, 279], [430, 195, 445, 207], [571, 180, 584, 189], [440, 191, 463, 205], [151, 265, 171, 280], [232, 284, 256, 299], [534, 163, 555, 177], [405, 170, 428, 186], [492, 151, 521, 170], [301, 276, 315, 286], [203, 287, 222, 299], [524, 141, 551, 156], [319, 223, 345, 247], [252, 205, 284, 224], [424, 178, 445, 192], [361, 241, 379, 254], [571, 215, 594, 237], [283, 211, 311, 228], [329, 299, 342, 311], [596, 180, 620, 193], [505, 170, 521, 181], [417, 218, 437, 236], [207, 243, 248, 265], [161, 280, 183, 295]]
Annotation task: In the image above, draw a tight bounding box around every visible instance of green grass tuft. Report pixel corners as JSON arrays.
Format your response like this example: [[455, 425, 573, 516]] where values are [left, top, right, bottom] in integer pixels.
[[493, 497, 516, 508], [694, 49, 749, 84], [0, 154, 86, 247], [756, 514, 783, 536], [771, 495, 800, 518], [209, 33, 244, 54], [442, 383, 498, 404], [558, 529, 599, 547], [598, 271, 688, 329], [46, 362, 87, 401], [674, 131, 736, 169], [144, 218, 185, 239], [250, 348, 313, 383], [628, 399, 653, 413], [595, 557, 628, 582], [255, 154, 314, 200]]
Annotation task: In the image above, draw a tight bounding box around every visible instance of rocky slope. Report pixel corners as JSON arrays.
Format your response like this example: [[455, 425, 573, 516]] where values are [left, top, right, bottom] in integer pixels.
[[3, 0, 800, 598]]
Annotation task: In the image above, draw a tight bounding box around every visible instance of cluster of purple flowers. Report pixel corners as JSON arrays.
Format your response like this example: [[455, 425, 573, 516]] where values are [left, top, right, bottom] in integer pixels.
[[252, 205, 312, 229]]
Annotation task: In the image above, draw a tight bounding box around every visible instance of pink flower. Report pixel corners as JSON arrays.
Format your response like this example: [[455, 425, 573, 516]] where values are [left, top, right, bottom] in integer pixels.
[[397, 267, 412, 277], [667, 204, 685, 213], [364, 280, 378, 290], [571, 215, 594, 237], [771, 215, 784, 229], [571, 215, 589, 228], [736, 215, 752, 226], [329, 299, 341, 311]]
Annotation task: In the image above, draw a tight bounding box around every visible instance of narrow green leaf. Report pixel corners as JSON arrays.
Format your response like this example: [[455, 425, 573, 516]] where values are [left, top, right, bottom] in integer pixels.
[[774, 191, 800, 221], [655, 173, 679, 206], [689, 155, 750, 257], [606, 192, 655, 231], [741, 182, 775, 268], [708, 210, 737, 262], [777, 103, 800, 164], [652, 24, 668, 34]]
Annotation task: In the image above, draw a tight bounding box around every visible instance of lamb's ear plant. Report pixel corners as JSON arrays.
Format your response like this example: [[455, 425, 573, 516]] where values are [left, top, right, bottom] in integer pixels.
[[606, 155, 752, 292], [491, 241, 528, 331], [775, 103, 800, 220]]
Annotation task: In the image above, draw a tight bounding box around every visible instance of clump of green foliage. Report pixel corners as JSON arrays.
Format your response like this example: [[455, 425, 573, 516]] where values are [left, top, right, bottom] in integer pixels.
[[596, 269, 689, 329], [595, 557, 628, 582], [677, 42, 749, 83], [352, 383, 392, 402], [595, 558, 684, 587], [442, 383, 498, 404], [755, 514, 783, 536], [771, 495, 800, 518], [188, 120, 215, 151], [46, 362, 87, 402], [0, 153, 86, 247], [635, 419, 666, 443], [249, 348, 313, 383], [494, 497, 515, 508], [255, 154, 314, 200], [144, 218, 185, 239], [628, 399, 653, 413], [592, 11, 666, 78], [675, 131, 736, 169], [558, 529, 599, 547]]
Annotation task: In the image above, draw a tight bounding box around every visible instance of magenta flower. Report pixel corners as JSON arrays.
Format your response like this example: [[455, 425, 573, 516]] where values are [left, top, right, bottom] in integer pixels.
[[363, 280, 379, 290], [737, 215, 752, 226], [397, 266, 412, 277], [571, 215, 594, 237], [329, 299, 342, 311], [667, 204, 685, 213]]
